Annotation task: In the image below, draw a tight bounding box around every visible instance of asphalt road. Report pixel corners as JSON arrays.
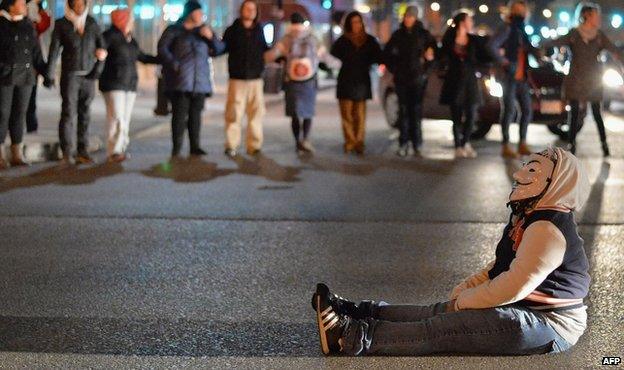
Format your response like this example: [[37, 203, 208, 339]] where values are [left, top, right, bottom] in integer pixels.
[[0, 90, 622, 369]]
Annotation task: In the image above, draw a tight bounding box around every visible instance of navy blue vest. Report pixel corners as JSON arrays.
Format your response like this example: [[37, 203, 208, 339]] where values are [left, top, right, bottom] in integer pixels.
[[489, 210, 590, 300]]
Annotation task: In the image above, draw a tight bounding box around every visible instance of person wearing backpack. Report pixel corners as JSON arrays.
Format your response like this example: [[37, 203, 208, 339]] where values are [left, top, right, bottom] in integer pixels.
[[265, 12, 325, 154]]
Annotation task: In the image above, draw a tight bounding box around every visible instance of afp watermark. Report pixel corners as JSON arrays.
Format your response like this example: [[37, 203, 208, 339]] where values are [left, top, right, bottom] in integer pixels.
[[602, 357, 621, 366]]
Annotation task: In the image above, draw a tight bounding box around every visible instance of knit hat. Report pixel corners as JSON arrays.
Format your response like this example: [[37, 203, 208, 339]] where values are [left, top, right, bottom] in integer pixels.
[[111, 8, 131, 34], [404, 5, 419, 18], [290, 12, 305, 24], [180, 0, 202, 22]]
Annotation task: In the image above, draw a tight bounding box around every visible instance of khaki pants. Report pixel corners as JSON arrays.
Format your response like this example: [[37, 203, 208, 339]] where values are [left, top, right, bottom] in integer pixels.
[[339, 99, 367, 152], [224, 79, 265, 152]]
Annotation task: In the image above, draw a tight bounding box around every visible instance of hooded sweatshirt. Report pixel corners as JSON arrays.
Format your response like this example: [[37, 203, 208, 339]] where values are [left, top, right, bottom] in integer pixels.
[[452, 148, 591, 345]]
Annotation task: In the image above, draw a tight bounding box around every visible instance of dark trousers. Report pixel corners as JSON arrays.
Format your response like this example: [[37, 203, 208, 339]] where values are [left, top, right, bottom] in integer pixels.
[[26, 83, 38, 133], [501, 77, 532, 143], [291, 116, 312, 142], [450, 103, 478, 148], [569, 100, 607, 146], [396, 84, 425, 148], [59, 74, 95, 154], [169, 92, 205, 155], [0, 84, 33, 145]]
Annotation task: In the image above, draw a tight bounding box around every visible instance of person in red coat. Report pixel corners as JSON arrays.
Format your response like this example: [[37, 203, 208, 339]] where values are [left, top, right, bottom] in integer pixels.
[[25, 0, 50, 133]]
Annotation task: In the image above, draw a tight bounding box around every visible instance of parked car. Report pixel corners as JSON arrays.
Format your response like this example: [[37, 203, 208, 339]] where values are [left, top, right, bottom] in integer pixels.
[[378, 57, 582, 141]]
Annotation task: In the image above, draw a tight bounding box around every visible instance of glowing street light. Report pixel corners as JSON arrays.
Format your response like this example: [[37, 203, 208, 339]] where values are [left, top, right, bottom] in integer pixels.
[[612, 14, 623, 29], [559, 11, 570, 23], [431, 2, 440, 12], [543, 9, 552, 19], [479, 4, 489, 14]]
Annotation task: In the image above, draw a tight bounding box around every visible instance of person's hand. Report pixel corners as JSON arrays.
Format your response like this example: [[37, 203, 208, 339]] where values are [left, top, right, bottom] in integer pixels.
[[445, 299, 458, 313], [199, 26, 213, 40], [424, 47, 435, 62], [43, 77, 55, 88], [95, 48, 108, 61]]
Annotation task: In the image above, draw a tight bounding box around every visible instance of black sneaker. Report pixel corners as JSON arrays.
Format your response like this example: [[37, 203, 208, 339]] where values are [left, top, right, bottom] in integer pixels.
[[314, 283, 349, 355], [311, 283, 363, 317], [190, 148, 207, 156], [224, 148, 238, 158], [602, 142, 610, 157], [396, 144, 408, 157]]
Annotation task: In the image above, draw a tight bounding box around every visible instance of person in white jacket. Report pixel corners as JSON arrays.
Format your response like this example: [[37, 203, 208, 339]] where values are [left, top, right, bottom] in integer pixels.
[[311, 147, 592, 356]]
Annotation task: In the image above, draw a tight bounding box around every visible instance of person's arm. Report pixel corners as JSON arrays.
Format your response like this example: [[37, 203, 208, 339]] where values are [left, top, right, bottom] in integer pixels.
[[382, 33, 398, 73], [487, 25, 510, 66], [449, 260, 496, 300], [45, 21, 62, 82], [31, 24, 46, 75], [600, 31, 624, 63], [371, 37, 383, 65], [138, 47, 160, 64], [35, 9, 51, 35], [330, 36, 346, 61], [157, 27, 179, 72], [205, 32, 227, 57], [542, 32, 572, 52], [455, 221, 567, 310], [264, 36, 288, 63]]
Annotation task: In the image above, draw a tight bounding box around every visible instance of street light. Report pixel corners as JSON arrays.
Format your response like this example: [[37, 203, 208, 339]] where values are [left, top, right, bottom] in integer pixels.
[[542, 9, 552, 19], [612, 14, 623, 29], [479, 4, 489, 14], [431, 2, 440, 12], [559, 11, 570, 23]]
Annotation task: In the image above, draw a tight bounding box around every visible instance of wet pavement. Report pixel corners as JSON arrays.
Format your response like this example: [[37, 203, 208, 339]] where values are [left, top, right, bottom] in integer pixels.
[[0, 89, 622, 369]]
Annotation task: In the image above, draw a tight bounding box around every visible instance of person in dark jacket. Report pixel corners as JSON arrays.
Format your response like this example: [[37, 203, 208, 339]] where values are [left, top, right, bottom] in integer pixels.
[[221, 0, 268, 157], [25, 0, 50, 133], [157, 0, 225, 159], [45, 0, 107, 165], [383, 5, 437, 157], [439, 11, 492, 159], [0, 0, 46, 169], [543, 3, 623, 157], [331, 11, 382, 155], [488, 0, 541, 159], [100, 9, 158, 163]]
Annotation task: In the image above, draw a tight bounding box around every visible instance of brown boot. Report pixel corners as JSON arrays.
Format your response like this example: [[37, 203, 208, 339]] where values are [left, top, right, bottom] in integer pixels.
[[518, 141, 532, 156], [501, 143, 519, 159], [0, 146, 8, 170], [10, 144, 29, 166]]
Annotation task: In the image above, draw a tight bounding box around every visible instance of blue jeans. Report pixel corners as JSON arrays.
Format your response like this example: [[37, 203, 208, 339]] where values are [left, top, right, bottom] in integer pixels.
[[501, 77, 532, 144], [341, 301, 571, 356]]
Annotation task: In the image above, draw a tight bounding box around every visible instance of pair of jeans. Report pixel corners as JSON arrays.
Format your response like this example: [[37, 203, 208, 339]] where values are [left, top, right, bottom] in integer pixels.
[[396, 84, 425, 148], [26, 82, 38, 133], [59, 74, 96, 155], [0, 84, 32, 145], [341, 301, 571, 356], [169, 91, 205, 155], [501, 76, 532, 144], [450, 103, 478, 148], [568, 100, 607, 146]]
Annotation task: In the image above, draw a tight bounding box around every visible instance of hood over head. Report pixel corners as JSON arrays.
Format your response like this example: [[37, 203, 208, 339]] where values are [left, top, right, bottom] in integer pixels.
[[535, 147, 591, 211]]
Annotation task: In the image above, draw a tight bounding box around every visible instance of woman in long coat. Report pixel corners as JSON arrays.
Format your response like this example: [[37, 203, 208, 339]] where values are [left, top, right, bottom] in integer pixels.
[[439, 11, 492, 158], [544, 3, 623, 156], [330, 11, 382, 155]]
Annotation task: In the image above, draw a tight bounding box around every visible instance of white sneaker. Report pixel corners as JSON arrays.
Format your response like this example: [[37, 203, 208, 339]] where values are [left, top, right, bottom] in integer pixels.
[[463, 143, 477, 158], [455, 147, 467, 158]]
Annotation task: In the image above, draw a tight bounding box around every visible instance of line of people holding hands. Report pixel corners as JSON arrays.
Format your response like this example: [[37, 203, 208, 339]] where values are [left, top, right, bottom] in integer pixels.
[[0, 0, 622, 171]]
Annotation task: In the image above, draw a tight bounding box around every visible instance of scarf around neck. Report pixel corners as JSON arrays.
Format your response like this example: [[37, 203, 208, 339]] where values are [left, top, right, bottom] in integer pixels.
[[65, 4, 88, 34], [0, 10, 24, 21]]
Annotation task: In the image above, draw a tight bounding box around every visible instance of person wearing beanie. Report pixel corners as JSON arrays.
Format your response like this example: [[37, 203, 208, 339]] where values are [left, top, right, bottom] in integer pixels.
[[45, 0, 107, 165], [265, 12, 333, 155], [0, 0, 46, 169], [311, 148, 592, 356], [221, 0, 269, 157], [99, 8, 159, 163], [157, 0, 225, 159], [383, 5, 437, 157]]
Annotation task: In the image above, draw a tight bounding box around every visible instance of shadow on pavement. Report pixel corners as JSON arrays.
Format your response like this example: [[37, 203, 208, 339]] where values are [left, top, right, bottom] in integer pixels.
[[228, 153, 303, 183], [142, 157, 235, 183], [0, 316, 318, 357], [0, 162, 124, 194], [300, 154, 456, 177]]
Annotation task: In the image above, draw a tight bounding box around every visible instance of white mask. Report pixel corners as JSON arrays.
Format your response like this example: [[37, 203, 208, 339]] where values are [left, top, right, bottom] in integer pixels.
[[509, 153, 556, 202]]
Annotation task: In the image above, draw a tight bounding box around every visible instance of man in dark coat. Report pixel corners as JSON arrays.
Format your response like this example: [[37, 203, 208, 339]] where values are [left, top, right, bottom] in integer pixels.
[[45, 0, 107, 165], [221, 0, 268, 157], [0, 0, 46, 168], [157, 0, 225, 158], [383, 5, 437, 157]]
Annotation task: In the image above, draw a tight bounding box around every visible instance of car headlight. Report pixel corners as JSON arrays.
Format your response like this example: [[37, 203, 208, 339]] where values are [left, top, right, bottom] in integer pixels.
[[603, 68, 624, 88], [486, 76, 504, 98]]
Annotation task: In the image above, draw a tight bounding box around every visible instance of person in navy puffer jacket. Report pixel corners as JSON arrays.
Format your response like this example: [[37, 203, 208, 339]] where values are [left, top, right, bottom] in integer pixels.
[[157, 0, 225, 159]]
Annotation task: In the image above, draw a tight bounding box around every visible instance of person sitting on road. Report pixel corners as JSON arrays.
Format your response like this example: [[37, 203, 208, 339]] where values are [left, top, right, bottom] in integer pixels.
[[312, 146, 591, 356]]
